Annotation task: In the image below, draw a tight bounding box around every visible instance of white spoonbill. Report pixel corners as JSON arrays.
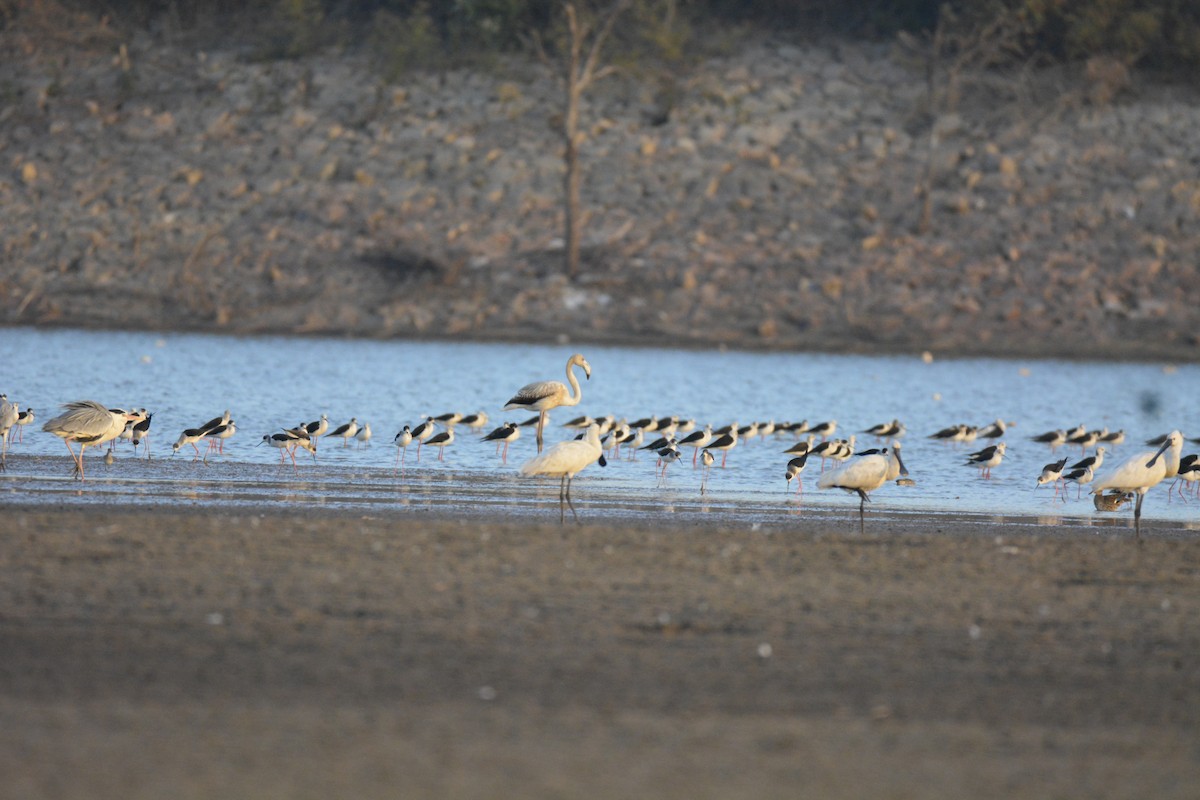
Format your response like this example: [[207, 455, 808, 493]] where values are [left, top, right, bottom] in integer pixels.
[[504, 353, 591, 454], [0, 396, 18, 470], [817, 443, 908, 524], [519, 422, 606, 522], [41, 401, 138, 480], [1091, 430, 1184, 537]]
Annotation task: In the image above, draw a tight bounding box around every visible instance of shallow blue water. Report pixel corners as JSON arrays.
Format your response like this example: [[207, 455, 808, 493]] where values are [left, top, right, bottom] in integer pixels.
[[0, 327, 1197, 527]]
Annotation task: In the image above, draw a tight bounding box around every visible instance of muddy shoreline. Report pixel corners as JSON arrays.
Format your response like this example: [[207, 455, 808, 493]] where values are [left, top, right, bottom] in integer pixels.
[[2, 505, 1198, 798]]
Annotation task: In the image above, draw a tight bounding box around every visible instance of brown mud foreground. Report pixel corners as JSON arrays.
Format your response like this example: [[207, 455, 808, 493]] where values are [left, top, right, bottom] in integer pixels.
[[1, 506, 1198, 799]]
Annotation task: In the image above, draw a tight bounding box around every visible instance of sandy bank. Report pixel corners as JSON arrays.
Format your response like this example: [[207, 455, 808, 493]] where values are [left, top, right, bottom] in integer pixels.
[[1, 506, 1198, 798]]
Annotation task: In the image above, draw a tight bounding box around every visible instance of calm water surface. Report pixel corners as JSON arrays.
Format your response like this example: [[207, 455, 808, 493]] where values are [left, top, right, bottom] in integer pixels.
[[0, 327, 1197, 528]]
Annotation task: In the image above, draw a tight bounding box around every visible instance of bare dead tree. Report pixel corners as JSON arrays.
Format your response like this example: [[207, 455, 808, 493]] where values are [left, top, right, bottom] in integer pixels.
[[560, 0, 629, 278]]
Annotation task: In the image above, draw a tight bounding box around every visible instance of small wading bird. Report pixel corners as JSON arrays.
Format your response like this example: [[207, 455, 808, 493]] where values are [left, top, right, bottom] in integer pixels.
[[817, 442, 908, 528], [783, 435, 815, 458], [204, 420, 237, 458], [393, 426, 413, 469], [677, 423, 713, 466], [355, 422, 372, 448], [1093, 490, 1134, 512], [1031, 429, 1067, 450], [1062, 465, 1095, 499], [863, 419, 905, 439], [41, 401, 139, 480], [1170, 454, 1200, 498], [14, 407, 34, 443], [258, 431, 316, 470], [504, 353, 591, 454], [964, 442, 1007, 479], [431, 411, 462, 428], [1091, 430, 1184, 537], [656, 444, 681, 483], [172, 427, 210, 461], [1035, 457, 1069, 500], [482, 422, 520, 464], [300, 414, 328, 440], [519, 422, 606, 523], [704, 425, 739, 468], [284, 426, 318, 460], [326, 418, 358, 447], [459, 411, 488, 431], [409, 419, 436, 462], [130, 413, 153, 459], [198, 410, 231, 437], [700, 449, 715, 495], [785, 452, 810, 495], [808, 419, 837, 440], [977, 419, 1007, 439], [930, 424, 968, 444], [1067, 446, 1106, 475], [424, 427, 455, 461]]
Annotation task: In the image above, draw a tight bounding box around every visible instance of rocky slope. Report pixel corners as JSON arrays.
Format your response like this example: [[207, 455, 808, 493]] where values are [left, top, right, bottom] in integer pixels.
[[2, 20, 1198, 360]]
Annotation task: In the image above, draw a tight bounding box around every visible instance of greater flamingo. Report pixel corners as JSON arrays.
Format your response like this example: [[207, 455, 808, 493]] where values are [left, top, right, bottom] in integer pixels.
[[504, 353, 591, 454]]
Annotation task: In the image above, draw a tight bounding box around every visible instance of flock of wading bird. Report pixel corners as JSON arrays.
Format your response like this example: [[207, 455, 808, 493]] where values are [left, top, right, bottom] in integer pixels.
[[1, 351, 1197, 530]]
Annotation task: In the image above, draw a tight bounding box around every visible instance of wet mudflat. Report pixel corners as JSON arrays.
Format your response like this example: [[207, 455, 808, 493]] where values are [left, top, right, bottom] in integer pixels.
[[1, 505, 1198, 799]]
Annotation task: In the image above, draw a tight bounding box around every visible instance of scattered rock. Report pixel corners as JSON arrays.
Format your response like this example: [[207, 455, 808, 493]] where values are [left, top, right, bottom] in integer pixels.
[[0, 29, 1195, 360]]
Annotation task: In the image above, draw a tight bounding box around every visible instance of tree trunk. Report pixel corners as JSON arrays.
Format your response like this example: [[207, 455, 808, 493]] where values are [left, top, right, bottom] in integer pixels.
[[564, 38, 583, 278], [558, 0, 627, 279]]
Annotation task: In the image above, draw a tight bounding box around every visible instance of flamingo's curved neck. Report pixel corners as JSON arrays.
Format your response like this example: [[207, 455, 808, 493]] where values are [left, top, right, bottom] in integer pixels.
[[563, 361, 584, 407]]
